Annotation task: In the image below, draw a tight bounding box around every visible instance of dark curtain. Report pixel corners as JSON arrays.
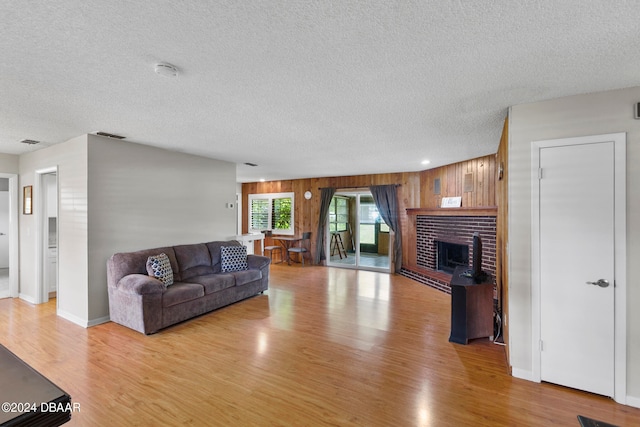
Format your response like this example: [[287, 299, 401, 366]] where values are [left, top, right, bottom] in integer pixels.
[[314, 187, 336, 264], [369, 184, 402, 272]]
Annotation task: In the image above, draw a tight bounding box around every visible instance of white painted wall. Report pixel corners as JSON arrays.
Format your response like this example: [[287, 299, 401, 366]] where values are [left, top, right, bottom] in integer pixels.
[[0, 154, 19, 174], [19, 135, 89, 317], [87, 135, 237, 322], [0, 155, 20, 299], [509, 86, 640, 402], [45, 173, 57, 218], [18, 134, 238, 327]]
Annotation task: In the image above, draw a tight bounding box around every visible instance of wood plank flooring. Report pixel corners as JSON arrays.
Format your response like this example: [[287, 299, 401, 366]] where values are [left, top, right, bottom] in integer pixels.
[[1, 264, 639, 426]]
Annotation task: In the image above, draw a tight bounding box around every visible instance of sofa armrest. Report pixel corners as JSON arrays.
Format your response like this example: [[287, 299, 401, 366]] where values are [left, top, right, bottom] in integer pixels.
[[116, 274, 165, 295], [247, 254, 270, 270]]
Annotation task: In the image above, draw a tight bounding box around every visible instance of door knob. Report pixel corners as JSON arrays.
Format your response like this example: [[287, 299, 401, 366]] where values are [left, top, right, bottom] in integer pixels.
[[586, 279, 609, 288]]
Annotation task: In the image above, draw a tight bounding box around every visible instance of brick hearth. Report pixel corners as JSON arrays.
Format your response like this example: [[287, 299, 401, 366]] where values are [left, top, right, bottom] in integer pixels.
[[401, 215, 496, 294]]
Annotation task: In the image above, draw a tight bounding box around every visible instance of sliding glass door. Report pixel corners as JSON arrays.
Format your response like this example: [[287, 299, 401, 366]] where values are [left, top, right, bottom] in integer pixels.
[[326, 191, 390, 272]]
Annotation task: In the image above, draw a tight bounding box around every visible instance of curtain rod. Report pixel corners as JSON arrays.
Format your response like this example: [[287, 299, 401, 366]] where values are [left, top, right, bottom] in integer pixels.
[[318, 184, 401, 190]]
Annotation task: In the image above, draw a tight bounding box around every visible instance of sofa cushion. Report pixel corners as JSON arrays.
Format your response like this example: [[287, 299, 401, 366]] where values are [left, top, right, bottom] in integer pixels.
[[220, 245, 248, 272], [109, 246, 179, 284], [206, 241, 241, 273], [185, 273, 236, 294], [231, 269, 262, 287], [146, 253, 174, 287], [162, 283, 205, 307], [174, 243, 214, 281]]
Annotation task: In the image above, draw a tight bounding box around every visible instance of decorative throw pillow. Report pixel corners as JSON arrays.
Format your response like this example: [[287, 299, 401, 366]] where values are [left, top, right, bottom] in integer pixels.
[[146, 253, 174, 287], [220, 245, 248, 272]]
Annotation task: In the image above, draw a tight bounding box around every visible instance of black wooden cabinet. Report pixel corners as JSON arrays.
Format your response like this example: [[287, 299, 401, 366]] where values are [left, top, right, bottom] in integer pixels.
[[449, 266, 494, 344]]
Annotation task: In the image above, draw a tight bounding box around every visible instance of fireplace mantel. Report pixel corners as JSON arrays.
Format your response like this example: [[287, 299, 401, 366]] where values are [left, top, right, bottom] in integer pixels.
[[406, 206, 497, 217]]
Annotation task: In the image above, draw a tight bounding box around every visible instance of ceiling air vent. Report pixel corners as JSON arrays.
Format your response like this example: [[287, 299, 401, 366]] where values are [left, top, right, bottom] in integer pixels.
[[244, 162, 258, 167], [20, 139, 40, 145], [95, 131, 125, 139]]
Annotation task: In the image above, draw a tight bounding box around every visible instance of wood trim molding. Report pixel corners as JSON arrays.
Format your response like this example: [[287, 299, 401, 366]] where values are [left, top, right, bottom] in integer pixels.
[[406, 206, 497, 217]]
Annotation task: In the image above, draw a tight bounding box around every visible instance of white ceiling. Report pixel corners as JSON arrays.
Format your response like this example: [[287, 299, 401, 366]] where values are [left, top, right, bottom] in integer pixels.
[[1, 1, 639, 183]]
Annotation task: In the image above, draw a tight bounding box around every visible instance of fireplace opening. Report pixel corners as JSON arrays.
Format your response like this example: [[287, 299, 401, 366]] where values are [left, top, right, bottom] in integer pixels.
[[436, 241, 469, 274]]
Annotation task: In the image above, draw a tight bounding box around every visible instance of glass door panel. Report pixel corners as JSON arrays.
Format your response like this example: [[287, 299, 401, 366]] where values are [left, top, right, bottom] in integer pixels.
[[327, 192, 390, 272], [328, 195, 355, 266]]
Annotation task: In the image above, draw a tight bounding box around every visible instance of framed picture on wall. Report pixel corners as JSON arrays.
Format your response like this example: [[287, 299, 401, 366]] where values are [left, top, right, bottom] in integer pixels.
[[23, 185, 32, 215]]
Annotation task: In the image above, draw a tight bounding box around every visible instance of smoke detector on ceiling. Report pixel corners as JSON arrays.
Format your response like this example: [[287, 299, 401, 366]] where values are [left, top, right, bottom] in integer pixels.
[[154, 62, 179, 78]]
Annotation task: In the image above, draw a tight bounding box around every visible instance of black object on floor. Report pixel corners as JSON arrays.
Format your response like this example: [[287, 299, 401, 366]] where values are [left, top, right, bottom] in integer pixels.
[[577, 415, 619, 427], [0, 344, 72, 426]]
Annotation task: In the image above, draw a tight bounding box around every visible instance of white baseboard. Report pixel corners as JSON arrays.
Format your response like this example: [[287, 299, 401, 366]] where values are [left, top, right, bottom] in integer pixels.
[[57, 310, 110, 328], [18, 293, 37, 304], [511, 368, 639, 409], [0, 290, 9, 299], [626, 395, 640, 409], [511, 368, 536, 382], [56, 309, 88, 328]]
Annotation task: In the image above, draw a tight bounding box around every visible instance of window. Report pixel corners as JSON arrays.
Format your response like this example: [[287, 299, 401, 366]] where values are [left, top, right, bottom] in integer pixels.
[[329, 196, 349, 232], [248, 192, 294, 235]]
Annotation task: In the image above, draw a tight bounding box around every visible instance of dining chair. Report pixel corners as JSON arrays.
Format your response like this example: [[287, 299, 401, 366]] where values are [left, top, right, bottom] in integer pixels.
[[261, 230, 283, 264], [288, 232, 312, 266]]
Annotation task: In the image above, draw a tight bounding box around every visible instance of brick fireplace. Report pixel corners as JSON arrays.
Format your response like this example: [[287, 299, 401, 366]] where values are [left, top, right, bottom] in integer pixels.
[[401, 210, 496, 294]]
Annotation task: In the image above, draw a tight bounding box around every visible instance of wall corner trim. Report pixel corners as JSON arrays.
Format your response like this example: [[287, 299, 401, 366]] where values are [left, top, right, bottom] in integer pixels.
[[57, 309, 89, 328], [87, 315, 110, 327], [511, 368, 536, 382]]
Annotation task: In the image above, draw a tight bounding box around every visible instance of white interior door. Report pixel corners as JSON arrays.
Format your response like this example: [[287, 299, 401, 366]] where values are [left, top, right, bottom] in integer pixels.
[[539, 141, 615, 397]]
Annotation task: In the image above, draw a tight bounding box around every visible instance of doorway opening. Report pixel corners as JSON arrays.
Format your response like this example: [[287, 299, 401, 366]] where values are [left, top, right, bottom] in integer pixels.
[[326, 191, 391, 272], [35, 167, 58, 305]]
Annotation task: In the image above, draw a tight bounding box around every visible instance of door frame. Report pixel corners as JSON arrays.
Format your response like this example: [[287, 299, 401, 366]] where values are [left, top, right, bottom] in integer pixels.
[[530, 132, 626, 404], [326, 191, 391, 273], [35, 166, 58, 305]]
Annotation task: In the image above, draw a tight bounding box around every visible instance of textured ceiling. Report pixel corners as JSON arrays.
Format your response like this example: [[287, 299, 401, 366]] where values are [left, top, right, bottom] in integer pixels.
[[1, 1, 639, 182]]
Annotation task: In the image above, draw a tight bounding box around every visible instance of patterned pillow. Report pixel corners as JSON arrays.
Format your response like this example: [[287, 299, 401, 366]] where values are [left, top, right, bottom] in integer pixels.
[[220, 245, 248, 272], [146, 253, 174, 287]]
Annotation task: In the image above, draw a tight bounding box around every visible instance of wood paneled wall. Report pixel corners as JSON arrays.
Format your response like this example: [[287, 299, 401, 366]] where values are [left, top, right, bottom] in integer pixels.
[[242, 154, 498, 273], [420, 155, 496, 209]]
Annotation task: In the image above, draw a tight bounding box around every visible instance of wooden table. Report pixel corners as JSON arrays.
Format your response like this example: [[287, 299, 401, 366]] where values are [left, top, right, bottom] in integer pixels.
[[0, 343, 72, 426], [273, 237, 302, 265], [448, 266, 494, 344]]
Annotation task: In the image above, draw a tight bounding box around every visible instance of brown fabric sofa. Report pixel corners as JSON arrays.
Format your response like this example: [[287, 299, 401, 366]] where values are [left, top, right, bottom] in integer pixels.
[[107, 240, 270, 334]]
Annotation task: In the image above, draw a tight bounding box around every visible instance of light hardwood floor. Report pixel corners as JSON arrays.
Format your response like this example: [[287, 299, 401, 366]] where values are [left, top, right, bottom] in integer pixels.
[[1, 264, 639, 426]]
